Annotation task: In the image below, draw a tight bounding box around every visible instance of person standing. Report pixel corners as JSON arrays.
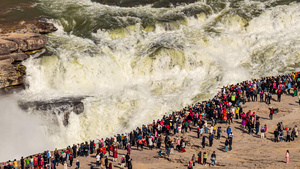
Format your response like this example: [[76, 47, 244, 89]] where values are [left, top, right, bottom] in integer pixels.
[[197, 151, 202, 164], [277, 89, 282, 102], [104, 156, 108, 169], [261, 126, 265, 138], [121, 156, 125, 169], [209, 151, 216, 166], [113, 148, 118, 162], [208, 134, 213, 147], [217, 127, 222, 139], [188, 161, 193, 169], [202, 136, 206, 149], [191, 154, 196, 166], [96, 154, 100, 167], [127, 159, 132, 169], [72, 144, 77, 158], [229, 136, 233, 151], [54, 149, 60, 166], [157, 136, 162, 149], [13, 159, 18, 169], [197, 126, 200, 138], [125, 153, 130, 167], [279, 130, 284, 142], [286, 128, 292, 142], [294, 85, 298, 97], [225, 138, 229, 152], [25, 157, 30, 169], [259, 91, 264, 102], [20, 157, 24, 169], [255, 119, 260, 135], [226, 126, 231, 137], [286, 150, 289, 164], [148, 136, 154, 150], [203, 152, 207, 166], [109, 161, 113, 169], [33, 156, 38, 169], [269, 107, 274, 120], [181, 139, 186, 153]]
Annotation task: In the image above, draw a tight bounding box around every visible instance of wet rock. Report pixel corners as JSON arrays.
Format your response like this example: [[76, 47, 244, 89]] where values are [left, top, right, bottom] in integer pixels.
[[2, 33, 48, 51], [2, 84, 25, 94], [32, 21, 58, 34], [0, 52, 29, 62], [0, 31, 51, 93], [0, 59, 22, 89], [64, 112, 70, 126], [0, 39, 18, 54], [19, 97, 86, 126], [19, 97, 85, 115]]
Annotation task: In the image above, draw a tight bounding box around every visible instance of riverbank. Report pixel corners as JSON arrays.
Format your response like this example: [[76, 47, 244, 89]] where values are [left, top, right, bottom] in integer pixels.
[[52, 94, 299, 169]]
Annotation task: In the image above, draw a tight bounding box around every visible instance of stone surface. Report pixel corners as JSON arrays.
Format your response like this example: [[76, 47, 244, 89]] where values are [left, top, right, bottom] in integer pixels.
[[0, 59, 21, 89], [2, 33, 48, 51], [0, 39, 18, 54], [0, 16, 57, 93], [19, 97, 85, 126], [0, 32, 50, 93], [33, 21, 58, 34], [0, 52, 29, 62]]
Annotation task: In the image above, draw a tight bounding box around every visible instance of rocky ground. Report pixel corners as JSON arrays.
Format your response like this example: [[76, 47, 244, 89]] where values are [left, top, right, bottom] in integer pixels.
[[54, 94, 300, 169]]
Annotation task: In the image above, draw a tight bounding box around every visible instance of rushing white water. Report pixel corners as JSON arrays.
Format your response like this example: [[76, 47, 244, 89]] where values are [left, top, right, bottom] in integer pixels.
[[0, 96, 53, 162], [2, 0, 300, 161]]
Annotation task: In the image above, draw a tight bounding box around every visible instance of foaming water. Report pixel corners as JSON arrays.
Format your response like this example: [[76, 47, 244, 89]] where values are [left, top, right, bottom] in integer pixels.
[[0, 96, 53, 162], [11, 0, 300, 158]]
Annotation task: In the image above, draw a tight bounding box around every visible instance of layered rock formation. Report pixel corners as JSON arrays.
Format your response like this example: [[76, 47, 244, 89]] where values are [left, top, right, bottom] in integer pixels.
[[0, 22, 56, 94]]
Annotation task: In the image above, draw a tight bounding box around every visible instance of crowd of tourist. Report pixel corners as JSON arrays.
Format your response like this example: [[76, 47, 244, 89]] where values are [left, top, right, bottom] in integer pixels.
[[1, 72, 300, 169]]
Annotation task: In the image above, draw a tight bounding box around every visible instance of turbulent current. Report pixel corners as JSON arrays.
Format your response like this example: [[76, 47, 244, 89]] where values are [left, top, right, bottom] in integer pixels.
[[1, 0, 300, 162]]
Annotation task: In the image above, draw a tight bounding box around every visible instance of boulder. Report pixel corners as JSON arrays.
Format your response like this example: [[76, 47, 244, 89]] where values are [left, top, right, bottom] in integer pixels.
[[0, 52, 29, 62], [0, 39, 18, 54], [2, 33, 48, 51], [25, 35, 48, 50], [33, 21, 58, 34]]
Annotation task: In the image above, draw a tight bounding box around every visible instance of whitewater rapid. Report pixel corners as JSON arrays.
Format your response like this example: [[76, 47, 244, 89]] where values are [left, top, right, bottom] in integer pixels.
[[1, 0, 300, 162]]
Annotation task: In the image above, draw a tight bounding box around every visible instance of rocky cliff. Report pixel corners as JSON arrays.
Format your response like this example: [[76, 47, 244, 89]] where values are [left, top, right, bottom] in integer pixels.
[[0, 22, 57, 94]]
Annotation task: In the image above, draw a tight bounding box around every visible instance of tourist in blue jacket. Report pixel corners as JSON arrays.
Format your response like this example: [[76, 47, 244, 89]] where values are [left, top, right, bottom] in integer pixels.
[[226, 126, 231, 137]]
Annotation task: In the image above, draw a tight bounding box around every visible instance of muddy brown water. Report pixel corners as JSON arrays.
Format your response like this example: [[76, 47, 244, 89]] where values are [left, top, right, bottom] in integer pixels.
[[0, 0, 46, 32]]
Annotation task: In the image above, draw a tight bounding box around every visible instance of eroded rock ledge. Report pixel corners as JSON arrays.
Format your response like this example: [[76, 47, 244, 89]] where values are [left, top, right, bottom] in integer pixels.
[[0, 22, 57, 94]]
